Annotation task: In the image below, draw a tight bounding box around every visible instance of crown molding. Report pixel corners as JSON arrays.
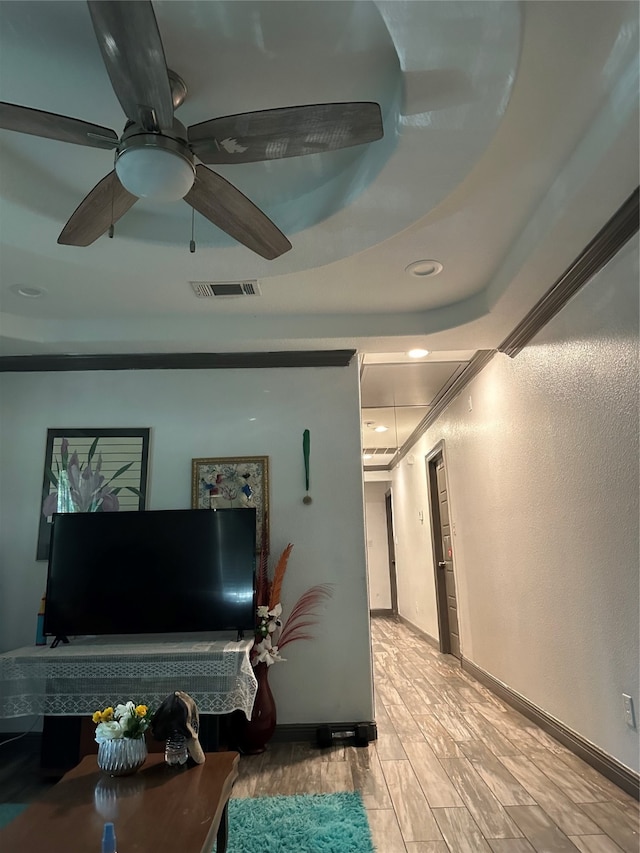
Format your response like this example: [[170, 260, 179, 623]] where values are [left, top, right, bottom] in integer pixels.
[[0, 350, 357, 372], [499, 187, 639, 358]]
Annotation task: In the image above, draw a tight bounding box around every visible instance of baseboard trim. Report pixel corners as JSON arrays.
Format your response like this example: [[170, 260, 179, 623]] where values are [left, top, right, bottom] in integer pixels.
[[370, 609, 394, 618], [272, 721, 378, 744], [461, 657, 640, 800], [396, 614, 440, 650], [0, 723, 381, 751]]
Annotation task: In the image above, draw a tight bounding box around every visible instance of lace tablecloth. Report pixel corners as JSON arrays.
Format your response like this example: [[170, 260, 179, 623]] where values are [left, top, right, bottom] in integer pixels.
[[0, 636, 258, 718]]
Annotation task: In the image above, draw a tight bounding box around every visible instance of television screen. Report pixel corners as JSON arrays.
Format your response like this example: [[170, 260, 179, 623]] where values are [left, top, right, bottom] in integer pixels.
[[44, 508, 256, 642]]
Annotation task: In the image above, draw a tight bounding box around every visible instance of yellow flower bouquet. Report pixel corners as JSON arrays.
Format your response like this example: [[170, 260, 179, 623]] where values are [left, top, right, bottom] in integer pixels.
[[92, 701, 152, 742]]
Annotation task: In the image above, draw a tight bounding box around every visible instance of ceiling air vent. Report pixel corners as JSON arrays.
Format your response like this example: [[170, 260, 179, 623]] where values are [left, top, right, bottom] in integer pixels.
[[190, 280, 261, 298], [363, 447, 397, 456]]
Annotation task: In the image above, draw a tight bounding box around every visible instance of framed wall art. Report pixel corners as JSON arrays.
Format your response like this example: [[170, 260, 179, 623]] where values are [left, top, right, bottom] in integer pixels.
[[36, 428, 151, 560], [191, 456, 269, 553]]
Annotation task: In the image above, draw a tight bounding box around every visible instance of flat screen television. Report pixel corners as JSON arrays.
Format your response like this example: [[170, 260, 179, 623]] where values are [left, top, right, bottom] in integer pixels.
[[44, 508, 256, 645]]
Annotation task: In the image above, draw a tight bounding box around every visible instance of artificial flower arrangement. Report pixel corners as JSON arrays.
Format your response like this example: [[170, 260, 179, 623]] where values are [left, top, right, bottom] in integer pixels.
[[92, 701, 153, 742], [252, 541, 333, 667]]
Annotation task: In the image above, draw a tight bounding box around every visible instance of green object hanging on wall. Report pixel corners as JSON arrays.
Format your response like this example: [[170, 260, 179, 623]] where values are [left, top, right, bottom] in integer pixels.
[[302, 429, 312, 504]]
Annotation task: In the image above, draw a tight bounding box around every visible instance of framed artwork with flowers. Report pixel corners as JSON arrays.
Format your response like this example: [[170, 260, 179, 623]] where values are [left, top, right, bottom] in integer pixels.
[[36, 428, 150, 560], [191, 455, 269, 553]]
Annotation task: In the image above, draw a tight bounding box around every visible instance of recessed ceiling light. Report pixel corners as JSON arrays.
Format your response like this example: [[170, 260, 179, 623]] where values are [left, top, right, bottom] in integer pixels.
[[407, 348, 429, 358], [10, 284, 46, 299], [374, 425, 388, 433], [405, 259, 443, 278]]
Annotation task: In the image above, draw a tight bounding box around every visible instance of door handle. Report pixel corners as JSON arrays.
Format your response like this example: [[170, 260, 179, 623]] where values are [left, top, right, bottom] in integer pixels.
[[438, 561, 446, 568]]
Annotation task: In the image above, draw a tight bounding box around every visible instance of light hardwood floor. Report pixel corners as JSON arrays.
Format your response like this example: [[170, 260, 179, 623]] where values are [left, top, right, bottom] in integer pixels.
[[234, 616, 639, 853]]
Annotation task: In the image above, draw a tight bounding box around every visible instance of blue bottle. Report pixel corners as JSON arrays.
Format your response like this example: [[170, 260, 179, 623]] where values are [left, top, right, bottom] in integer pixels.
[[102, 822, 117, 853]]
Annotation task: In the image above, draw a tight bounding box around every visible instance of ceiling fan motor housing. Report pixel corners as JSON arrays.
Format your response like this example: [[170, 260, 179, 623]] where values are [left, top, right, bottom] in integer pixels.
[[115, 119, 195, 202]]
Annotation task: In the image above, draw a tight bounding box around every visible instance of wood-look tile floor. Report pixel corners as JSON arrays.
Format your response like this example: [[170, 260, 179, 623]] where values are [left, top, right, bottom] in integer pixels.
[[0, 617, 637, 851], [234, 617, 639, 853]]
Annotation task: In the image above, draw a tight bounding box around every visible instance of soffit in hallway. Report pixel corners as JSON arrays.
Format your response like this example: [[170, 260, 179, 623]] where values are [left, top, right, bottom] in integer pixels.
[[360, 350, 471, 466]]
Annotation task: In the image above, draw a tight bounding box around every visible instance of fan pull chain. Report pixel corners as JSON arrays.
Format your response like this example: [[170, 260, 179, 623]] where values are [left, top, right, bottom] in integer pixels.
[[189, 208, 196, 253]]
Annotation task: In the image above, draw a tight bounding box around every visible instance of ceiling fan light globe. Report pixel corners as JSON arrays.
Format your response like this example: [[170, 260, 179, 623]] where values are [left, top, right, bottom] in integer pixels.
[[115, 147, 195, 202]]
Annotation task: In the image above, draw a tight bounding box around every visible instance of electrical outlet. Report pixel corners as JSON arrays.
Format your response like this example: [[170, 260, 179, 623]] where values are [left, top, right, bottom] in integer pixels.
[[622, 694, 636, 729]]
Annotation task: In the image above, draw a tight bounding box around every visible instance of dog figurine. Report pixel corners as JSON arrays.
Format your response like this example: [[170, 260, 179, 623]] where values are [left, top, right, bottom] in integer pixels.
[[150, 690, 205, 764]]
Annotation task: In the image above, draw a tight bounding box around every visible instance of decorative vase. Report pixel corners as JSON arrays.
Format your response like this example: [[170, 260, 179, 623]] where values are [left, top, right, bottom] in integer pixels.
[[97, 737, 148, 776], [240, 662, 277, 754]]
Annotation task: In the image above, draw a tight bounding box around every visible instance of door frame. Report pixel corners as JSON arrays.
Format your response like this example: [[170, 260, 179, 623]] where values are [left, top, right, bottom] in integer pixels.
[[425, 440, 454, 655], [384, 489, 398, 615]]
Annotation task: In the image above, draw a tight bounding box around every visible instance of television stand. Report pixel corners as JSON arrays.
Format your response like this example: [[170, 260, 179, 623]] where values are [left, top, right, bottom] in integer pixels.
[[50, 635, 69, 648], [0, 637, 258, 773]]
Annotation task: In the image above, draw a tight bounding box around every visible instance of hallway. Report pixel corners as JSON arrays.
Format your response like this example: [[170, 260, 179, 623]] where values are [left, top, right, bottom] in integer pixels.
[[235, 616, 639, 852]]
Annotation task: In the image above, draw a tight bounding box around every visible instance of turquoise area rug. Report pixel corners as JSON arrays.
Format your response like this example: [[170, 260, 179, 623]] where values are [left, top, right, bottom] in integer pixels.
[[0, 803, 28, 827], [219, 791, 376, 853], [1, 794, 376, 852]]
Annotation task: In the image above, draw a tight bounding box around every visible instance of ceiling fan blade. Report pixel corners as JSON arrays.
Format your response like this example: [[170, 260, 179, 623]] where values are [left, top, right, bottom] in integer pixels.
[[0, 102, 118, 149], [188, 102, 383, 164], [87, 0, 173, 131], [184, 165, 292, 260], [58, 171, 138, 247]]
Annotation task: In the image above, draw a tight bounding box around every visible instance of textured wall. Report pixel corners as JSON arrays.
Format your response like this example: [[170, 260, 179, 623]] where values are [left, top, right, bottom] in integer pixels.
[[392, 235, 639, 771], [0, 361, 373, 727]]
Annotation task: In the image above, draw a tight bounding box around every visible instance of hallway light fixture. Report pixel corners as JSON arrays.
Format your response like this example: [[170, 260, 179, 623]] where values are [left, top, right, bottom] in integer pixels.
[[374, 425, 389, 433], [407, 348, 429, 358]]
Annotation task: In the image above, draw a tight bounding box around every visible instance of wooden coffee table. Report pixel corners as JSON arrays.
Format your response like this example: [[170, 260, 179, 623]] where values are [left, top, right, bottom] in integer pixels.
[[0, 752, 239, 853]]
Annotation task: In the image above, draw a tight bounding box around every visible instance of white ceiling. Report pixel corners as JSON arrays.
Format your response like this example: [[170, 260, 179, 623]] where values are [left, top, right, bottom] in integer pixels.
[[0, 1, 638, 452]]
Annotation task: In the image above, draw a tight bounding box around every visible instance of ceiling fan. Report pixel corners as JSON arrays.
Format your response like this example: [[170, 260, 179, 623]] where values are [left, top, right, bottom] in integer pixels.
[[0, 1, 383, 259]]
